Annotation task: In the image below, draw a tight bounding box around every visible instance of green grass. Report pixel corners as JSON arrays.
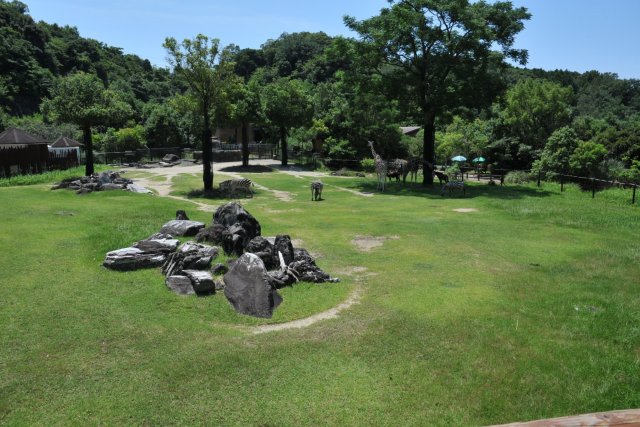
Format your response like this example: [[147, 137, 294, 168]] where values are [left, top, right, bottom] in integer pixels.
[[0, 165, 109, 187], [1, 170, 639, 425]]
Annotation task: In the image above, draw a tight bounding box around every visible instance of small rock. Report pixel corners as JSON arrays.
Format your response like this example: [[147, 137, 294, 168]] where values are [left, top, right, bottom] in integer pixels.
[[182, 270, 215, 295], [211, 263, 228, 276], [166, 275, 195, 295]]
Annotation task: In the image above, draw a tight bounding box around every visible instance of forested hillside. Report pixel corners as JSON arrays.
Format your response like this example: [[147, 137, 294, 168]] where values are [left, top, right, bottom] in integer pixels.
[[1, 0, 639, 182]]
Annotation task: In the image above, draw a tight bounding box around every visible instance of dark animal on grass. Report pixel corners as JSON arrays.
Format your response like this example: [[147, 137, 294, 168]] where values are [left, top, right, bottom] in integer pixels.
[[441, 181, 465, 197], [386, 168, 401, 182], [434, 170, 449, 185], [310, 180, 323, 201], [176, 210, 189, 220], [387, 159, 410, 184], [407, 157, 421, 182]]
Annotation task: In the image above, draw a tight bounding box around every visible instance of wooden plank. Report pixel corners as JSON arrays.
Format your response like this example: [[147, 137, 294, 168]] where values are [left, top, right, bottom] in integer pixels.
[[490, 409, 640, 427]]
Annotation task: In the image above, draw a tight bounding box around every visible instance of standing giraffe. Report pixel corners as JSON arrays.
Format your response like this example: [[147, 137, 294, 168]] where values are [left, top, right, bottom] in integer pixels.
[[368, 141, 387, 191]]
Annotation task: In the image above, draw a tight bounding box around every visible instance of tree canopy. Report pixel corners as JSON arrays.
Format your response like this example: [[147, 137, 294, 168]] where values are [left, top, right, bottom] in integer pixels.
[[42, 72, 131, 175], [345, 0, 531, 184]]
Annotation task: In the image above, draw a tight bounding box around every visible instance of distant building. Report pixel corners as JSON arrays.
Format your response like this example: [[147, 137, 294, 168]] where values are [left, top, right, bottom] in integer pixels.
[[400, 126, 421, 137], [0, 127, 49, 177]]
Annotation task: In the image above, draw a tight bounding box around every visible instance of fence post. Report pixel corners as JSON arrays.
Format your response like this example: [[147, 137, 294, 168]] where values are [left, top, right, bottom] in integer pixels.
[[500, 171, 504, 186], [633, 186, 637, 205], [537, 171, 541, 187], [591, 178, 596, 199], [560, 175, 564, 192]]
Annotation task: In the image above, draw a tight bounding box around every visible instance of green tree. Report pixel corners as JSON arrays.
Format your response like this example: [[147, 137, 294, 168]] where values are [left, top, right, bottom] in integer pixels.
[[570, 141, 607, 177], [115, 125, 145, 151], [41, 72, 131, 175], [228, 78, 261, 167], [499, 78, 573, 164], [143, 102, 184, 148], [163, 34, 221, 190], [260, 78, 313, 166], [345, 0, 530, 185], [533, 126, 580, 178]]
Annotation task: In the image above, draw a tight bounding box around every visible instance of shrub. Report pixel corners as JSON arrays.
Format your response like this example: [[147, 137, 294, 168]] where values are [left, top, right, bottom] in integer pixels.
[[360, 158, 375, 173], [445, 164, 461, 179], [504, 170, 533, 184]]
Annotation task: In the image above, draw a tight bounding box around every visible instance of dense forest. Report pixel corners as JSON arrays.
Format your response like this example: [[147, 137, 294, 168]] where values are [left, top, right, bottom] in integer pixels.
[[1, 0, 640, 183]]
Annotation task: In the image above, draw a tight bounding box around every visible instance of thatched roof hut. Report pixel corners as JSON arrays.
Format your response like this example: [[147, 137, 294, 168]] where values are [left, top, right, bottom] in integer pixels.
[[0, 128, 50, 176], [0, 127, 50, 147]]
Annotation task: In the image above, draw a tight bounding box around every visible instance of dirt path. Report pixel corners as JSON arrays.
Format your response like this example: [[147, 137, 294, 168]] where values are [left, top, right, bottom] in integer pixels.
[[249, 286, 363, 334], [120, 160, 366, 333], [121, 159, 374, 201]]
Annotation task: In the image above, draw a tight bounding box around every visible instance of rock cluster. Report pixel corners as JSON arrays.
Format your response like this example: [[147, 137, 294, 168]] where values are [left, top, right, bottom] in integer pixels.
[[51, 171, 152, 194], [102, 204, 339, 318]]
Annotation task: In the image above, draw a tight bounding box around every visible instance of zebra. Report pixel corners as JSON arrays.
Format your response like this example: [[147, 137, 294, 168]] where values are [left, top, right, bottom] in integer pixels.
[[310, 180, 323, 201], [219, 178, 253, 198], [441, 180, 465, 197]]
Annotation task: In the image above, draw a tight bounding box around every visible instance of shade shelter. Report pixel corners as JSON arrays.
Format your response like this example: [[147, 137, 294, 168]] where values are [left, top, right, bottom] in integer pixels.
[[49, 136, 83, 169], [0, 128, 50, 177]]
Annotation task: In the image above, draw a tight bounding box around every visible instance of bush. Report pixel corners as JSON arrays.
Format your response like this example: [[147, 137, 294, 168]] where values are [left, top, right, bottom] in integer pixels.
[[504, 170, 533, 184], [445, 164, 461, 179], [360, 158, 375, 173]]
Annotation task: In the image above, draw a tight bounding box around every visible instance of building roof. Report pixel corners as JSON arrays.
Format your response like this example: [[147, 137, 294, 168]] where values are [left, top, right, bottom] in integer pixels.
[[50, 136, 83, 148], [0, 127, 49, 145], [400, 126, 421, 137]]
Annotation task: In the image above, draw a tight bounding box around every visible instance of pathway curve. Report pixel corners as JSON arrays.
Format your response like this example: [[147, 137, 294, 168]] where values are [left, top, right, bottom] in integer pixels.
[[119, 159, 366, 333], [249, 286, 363, 334]]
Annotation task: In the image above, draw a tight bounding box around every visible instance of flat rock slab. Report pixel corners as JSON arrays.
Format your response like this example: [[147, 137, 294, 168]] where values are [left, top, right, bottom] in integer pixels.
[[133, 233, 179, 254], [160, 220, 205, 237], [224, 253, 282, 318], [165, 275, 195, 295], [103, 247, 166, 271], [127, 183, 153, 194]]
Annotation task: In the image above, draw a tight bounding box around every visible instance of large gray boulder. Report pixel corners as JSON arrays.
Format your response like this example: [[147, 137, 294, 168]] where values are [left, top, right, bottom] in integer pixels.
[[133, 233, 179, 254], [160, 220, 205, 237], [245, 236, 276, 270], [223, 253, 282, 318], [212, 202, 261, 255], [103, 247, 166, 271]]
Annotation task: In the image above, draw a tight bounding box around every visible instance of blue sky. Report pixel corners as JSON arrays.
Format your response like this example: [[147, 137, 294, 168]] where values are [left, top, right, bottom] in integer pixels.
[[24, 0, 640, 79]]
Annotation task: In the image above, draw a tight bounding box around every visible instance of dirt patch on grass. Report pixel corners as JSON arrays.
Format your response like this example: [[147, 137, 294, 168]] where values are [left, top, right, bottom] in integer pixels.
[[453, 208, 478, 213], [351, 235, 400, 252]]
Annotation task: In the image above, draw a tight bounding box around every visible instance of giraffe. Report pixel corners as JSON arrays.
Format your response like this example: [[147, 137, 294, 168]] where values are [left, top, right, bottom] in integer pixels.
[[368, 141, 387, 191]]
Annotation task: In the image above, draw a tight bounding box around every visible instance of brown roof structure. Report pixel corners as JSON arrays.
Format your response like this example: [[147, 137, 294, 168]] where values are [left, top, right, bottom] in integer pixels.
[[0, 128, 49, 146], [50, 136, 83, 148]]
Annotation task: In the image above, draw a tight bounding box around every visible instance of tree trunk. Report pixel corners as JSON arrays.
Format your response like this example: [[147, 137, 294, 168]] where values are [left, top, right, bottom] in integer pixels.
[[422, 110, 436, 186], [241, 120, 249, 167], [280, 126, 288, 166], [202, 103, 213, 191], [83, 124, 94, 176]]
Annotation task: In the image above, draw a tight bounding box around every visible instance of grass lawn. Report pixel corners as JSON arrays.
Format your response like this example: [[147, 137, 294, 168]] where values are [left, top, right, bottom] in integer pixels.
[[0, 168, 639, 426]]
